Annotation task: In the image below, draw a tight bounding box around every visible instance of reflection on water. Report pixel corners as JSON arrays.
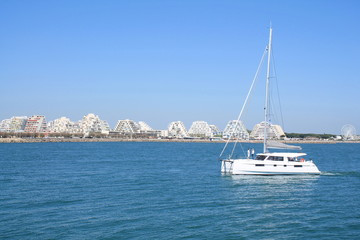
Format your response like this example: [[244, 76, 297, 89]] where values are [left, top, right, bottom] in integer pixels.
[[223, 173, 320, 185], [223, 174, 321, 201]]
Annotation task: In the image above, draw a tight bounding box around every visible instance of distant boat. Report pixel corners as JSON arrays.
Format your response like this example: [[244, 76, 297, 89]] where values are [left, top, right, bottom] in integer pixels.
[[220, 27, 320, 175]]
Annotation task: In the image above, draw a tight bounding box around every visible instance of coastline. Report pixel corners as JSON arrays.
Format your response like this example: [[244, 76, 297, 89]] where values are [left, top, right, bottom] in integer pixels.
[[1, 138, 359, 144]]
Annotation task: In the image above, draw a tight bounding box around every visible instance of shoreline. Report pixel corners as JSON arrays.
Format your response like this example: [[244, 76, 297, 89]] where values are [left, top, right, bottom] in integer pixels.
[[1, 138, 359, 144]]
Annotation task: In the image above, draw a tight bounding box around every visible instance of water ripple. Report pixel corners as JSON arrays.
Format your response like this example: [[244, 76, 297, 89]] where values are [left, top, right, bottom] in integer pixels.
[[0, 142, 360, 239]]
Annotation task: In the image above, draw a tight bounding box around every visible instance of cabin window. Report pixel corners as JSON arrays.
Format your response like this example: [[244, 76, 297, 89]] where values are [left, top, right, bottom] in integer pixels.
[[267, 156, 284, 161], [294, 165, 302, 168], [255, 155, 266, 160], [255, 164, 265, 167]]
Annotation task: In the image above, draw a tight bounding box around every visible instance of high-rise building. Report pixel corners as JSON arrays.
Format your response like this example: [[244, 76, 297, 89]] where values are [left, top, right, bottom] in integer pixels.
[[138, 121, 153, 132], [250, 121, 285, 139], [24, 115, 47, 133], [47, 117, 81, 133], [209, 124, 220, 136], [0, 118, 11, 132], [114, 119, 140, 133], [223, 120, 249, 139], [188, 121, 213, 138], [0, 116, 28, 132], [10, 116, 28, 132], [168, 121, 188, 138], [79, 113, 110, 134]]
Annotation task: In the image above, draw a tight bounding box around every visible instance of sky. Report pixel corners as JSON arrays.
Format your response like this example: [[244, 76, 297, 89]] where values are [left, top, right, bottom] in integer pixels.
[[1, 0, 359, 134]]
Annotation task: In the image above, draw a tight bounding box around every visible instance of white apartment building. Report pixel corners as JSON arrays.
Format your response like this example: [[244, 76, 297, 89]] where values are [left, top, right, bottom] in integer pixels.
[[223, 120, 249, 139], [10, 116, 28, 132], [0, 116, 28, 132], [209, 124, 220, 136], [0, 118, 11, 132], [188, 121, 213, 138], [24, 115, 47, 133], [47, 117, 82, 133], [79, 113, 110, 134], [114, 119, 140, 133], [138, 121, 153, 132], [250, 121, 286, 139], [167, 121, 188, 138]]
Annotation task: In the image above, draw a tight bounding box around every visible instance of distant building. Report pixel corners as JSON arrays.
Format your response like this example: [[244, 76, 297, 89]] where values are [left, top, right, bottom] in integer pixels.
[[138, 121, 153, 132], [24, 115, 47, 133], [0, 118, 11, 132], [160, 130, 169, 138], [0, 116, 28, 132], [250, 121, 285, 139], [223, 120, 249, 139], [47, 117, 81, 133], [114, 119, 140, 133], [167, 121, 188, 138], [79, 113, 110, 134], [47, 114, 109, 134], [209, 124, 220, 136], [188, 121, 213, 138], [10, 116, 28, 132]]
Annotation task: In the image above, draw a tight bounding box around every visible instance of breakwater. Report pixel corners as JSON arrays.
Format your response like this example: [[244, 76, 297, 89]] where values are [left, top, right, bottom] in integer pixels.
[[1, 138, 358, 144]]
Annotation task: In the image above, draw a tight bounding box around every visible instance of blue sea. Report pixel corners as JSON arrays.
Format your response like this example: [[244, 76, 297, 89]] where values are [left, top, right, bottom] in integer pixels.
[[1, 142, 360, 239]]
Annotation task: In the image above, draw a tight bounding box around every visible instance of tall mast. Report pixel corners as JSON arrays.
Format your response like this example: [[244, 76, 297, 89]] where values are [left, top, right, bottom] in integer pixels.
[[263, 27, 272, 153]]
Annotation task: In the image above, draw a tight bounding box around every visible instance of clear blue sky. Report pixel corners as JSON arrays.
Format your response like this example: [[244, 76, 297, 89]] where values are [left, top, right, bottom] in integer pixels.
[[1, 0, 359, 134]]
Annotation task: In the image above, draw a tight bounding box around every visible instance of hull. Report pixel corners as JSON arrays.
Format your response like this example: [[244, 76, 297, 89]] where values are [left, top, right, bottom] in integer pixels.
[[221, 159, 320, 175]]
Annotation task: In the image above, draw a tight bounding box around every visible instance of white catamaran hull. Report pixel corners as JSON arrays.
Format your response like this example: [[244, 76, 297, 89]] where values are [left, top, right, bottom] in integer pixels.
[[221, 159, 320, 175]]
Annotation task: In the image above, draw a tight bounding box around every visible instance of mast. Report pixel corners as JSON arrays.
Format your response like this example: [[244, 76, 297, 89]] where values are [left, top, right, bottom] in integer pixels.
[[263, 27, 272, 153]]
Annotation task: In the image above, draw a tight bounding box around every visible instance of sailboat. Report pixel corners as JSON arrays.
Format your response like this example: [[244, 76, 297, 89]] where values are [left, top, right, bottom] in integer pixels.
[[220, 27, 320, 175]]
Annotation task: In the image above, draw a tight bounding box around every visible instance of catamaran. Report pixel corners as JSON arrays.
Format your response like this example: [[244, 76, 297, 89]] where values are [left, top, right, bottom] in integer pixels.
[[220, 27, 320, 175]]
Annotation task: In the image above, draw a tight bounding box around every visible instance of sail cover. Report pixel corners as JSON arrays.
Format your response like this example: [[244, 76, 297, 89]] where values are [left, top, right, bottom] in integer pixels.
[[267, 140, 302, 150]]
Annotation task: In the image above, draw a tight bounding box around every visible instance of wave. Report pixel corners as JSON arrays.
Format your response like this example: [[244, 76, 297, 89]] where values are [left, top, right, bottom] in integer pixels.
[[321, 171, 360, 177]]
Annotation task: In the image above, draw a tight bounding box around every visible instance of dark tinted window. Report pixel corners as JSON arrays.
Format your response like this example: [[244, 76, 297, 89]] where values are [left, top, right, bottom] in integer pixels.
[[267, 156, 283, 161], [255, 155, 266, 160]]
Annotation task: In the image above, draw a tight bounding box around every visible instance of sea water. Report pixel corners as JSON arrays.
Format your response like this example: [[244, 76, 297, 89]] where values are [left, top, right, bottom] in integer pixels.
[[1, 142, 359, 239]]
